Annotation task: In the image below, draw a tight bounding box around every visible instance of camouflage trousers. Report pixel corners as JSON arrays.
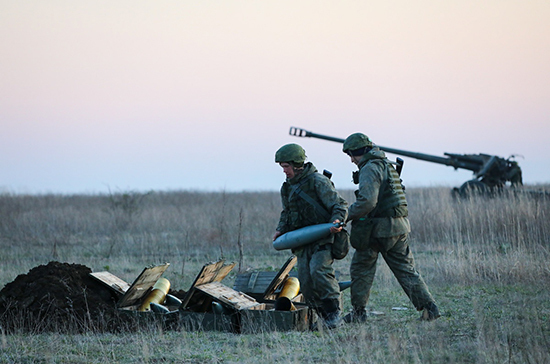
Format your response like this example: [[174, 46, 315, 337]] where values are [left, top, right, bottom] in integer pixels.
[[349, 233, 435, 311], [296, 243, 341, 308]]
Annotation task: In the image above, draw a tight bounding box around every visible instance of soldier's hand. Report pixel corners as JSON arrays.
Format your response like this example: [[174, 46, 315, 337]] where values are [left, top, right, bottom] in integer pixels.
[[330, 219, 343, 234], [273, 230, 283, 241]]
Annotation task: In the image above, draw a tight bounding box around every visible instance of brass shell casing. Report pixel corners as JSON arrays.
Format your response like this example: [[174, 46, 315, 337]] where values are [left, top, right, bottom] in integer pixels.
[[138, 278, 170, 312], [279, 277, 300, 300]]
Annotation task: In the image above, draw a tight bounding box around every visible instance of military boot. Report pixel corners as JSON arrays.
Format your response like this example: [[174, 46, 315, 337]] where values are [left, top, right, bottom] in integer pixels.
[[421, 302, 440, 321], [343, 307, 368, 324], [322, 299, 342, 329]]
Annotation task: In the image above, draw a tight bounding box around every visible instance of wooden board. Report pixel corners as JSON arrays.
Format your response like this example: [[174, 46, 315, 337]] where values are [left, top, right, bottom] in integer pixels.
[[180, 260, 235, 308], [89, 271, 131, 295], [262, 255, 297, 299], [192, 260, 236, 287], [116, 263, 170, 308], [213, 263, 235, 283], [196, 282, 259, 310]]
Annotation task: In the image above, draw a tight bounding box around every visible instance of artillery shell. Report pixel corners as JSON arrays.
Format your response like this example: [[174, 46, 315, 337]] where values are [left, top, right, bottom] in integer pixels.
[[150, 302, 170, 314], [279, 277, 300, 300], [138, 277, 170, 312], [164, 294, 182, 306]]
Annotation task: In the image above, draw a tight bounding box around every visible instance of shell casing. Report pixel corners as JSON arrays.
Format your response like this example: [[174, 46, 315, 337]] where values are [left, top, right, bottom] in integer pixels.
[[138, 278, 170, 312], [279, 277, 300, 300]]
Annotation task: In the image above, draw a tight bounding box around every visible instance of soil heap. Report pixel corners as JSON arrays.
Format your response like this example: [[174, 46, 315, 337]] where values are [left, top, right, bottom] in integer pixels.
[[0, 261, 126, 333]]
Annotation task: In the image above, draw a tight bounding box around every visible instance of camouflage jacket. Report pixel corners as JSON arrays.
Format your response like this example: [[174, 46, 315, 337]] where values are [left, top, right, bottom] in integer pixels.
[[277, 162, 348, 244], [348, 148, 411, 238]]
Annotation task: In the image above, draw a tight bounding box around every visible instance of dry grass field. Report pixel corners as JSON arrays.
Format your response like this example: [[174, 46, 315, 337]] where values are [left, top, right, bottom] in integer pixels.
[[0, 186, 549, 363]]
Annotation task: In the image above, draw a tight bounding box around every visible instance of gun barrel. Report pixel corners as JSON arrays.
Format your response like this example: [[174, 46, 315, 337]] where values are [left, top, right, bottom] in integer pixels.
[[289, 126, 345, 143], [379, 147, 481, 172], [289, 126, 482, 172]]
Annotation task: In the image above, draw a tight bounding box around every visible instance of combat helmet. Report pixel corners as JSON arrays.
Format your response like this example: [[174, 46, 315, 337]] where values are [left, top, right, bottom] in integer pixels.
[[275, 143, 306, 166], [343, 133, 373, 155]]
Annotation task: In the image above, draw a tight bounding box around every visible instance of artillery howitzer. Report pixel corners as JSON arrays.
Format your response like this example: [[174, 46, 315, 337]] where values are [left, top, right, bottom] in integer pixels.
[[289, 127, 524, 198]]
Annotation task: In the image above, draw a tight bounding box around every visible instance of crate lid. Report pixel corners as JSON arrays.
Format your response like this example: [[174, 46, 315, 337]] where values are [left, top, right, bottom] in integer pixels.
[[195, 282, 259, 310], [180, 260, 236, 308], [116, 263, 170, 308], [89, 271, 131, 296], [262, 255, 297, 299]]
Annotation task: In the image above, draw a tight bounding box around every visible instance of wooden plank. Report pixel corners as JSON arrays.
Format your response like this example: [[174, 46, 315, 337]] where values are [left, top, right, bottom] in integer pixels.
[[180, 261, 222, 308], [180, 260, 235, 309], [89, 271, 131, 295], [196, 282, 259, 310], [214, 262, 236, 282], [193, 260, 225, 287], [263, 255, 297, 299], [116, 263, 170, 308]]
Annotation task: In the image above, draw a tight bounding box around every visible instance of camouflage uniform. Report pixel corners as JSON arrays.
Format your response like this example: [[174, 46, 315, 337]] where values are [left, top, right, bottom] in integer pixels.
[[276, 162, 348, 316], [347, 147, 437, 317]]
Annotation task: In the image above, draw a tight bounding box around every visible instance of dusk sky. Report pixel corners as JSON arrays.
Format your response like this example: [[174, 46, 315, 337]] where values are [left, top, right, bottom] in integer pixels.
[[1, 1, 549, 194]]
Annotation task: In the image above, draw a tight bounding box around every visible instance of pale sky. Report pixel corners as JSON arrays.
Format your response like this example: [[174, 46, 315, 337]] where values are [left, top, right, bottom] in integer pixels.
[[1, 1, 549, 194]]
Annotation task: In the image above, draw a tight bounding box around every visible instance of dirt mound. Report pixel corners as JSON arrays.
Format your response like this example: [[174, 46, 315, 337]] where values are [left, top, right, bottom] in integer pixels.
[[0, 261, 128, 333]]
